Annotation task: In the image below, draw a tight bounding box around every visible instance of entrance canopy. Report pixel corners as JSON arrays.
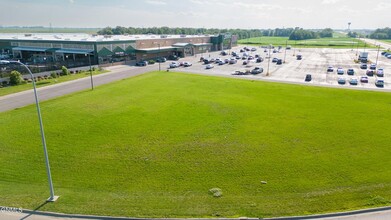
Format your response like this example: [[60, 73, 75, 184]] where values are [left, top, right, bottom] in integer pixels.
[[55, 49, 94, 55]]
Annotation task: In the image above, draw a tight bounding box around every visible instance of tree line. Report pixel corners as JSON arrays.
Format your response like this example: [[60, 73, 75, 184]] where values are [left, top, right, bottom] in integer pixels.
[[369, 27, 391, 39], [97, 26, 262, 40], [97, 26, 334, 41]]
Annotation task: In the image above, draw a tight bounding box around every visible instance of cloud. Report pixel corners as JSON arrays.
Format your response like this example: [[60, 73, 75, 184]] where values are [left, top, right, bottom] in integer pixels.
[[69, 0, 74, 3], [321, 0, 340, 4], [145, 0, 167, 5], [375, 2, 391, 10]]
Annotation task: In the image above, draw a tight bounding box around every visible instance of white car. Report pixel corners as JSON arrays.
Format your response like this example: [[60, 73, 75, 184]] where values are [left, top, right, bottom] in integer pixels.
[[183, 62, 192, 67], [205, 64, 214, 69], [337, 68, 344, 75], [169, 62, 178, 68]]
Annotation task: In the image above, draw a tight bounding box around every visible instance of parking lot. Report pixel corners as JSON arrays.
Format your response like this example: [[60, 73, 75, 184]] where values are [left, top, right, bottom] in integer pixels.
[[165, 45, 391, 92]]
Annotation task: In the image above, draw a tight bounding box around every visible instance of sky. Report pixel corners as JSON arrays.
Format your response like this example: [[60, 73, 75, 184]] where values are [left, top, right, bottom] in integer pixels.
[[0, 0, 390, 29]]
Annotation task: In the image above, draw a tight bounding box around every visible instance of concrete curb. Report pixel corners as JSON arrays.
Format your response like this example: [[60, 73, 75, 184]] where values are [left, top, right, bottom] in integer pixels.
[[263, 206, 391, 219], [19, 206, 391, 220]]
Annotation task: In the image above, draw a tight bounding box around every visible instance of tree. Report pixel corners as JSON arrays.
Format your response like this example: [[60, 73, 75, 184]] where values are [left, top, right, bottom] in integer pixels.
[[319, 28, 333, 38], [9, 70, 25, 85]]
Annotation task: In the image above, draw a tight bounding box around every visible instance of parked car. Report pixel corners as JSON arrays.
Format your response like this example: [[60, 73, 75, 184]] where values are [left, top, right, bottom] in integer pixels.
[[218, 61, 225, 65], [220, 51, 227, 56], [251, 67, 263, 74], [183, 62, 192, 67], [360, 76, 369, 83], [169, 62, 179, 68], [272, 58, 279, 63], [276, 59, 282, 65], [360, 63, 367, 69], [338, 77, 346, 84], [305, 74, 312, 82], [205, 64, 214, 69], [243, 60, 249, 65], [370, 63, 377, 70], [256, 57, 264, 63], [377, 68, 384, 77], [347, 68, 355, 75], [327, 66, 334, 72], [366, 70, 374, 76], [232, 70, 249, 75], [375, 78, 385, 87], [349, 77, 358, 85], [251, 48, 257, 52], [224, 58, 230, 63], [296, 54, 302, 60], [168, 55, 179, 61], [136, 61, 148, 66], [156, 57, 167, 63], [337, 68, 344, 75], [203, 59, 211, 64], [229, 58, 237, 64]]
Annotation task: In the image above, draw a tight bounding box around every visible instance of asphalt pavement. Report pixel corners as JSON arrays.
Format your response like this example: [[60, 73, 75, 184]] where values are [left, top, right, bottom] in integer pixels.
[[0, 64, 157, 113]]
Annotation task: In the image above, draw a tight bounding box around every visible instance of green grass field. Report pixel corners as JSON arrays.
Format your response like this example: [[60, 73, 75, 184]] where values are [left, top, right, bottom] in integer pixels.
[[238, 36, 374, 48], [0, 70, 107, 97], [0, 72, 390, 218]]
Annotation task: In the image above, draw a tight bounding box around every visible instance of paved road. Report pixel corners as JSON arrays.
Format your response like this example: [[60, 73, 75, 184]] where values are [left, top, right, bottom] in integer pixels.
[[361, 38, 391, 50], [0, 64, 157, 113], [1, 208, 391, 220]]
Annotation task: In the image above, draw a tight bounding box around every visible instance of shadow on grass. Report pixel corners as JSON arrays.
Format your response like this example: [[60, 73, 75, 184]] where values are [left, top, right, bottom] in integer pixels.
[[20, 201, 48, 220]]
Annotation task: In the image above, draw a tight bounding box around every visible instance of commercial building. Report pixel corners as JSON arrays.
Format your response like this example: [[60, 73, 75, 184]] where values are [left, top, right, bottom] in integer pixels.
[[0, 33, 238, 71]]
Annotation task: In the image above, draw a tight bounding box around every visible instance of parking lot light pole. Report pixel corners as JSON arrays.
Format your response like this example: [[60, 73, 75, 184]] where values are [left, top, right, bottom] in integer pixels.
[[375, 44, 381, 67], [284, 40, 287, 63], [266, 44, 271, 76], [158, 43, 161, 71], [85, 53, 94, 90], [0, 60, 58, 202]]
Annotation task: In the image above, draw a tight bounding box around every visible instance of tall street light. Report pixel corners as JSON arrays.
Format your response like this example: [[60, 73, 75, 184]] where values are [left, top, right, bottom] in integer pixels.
[[266, 44, 271, 76], [158, 43, 161, 71], [283, 40, 287, 63], [0, 60, 59, 202], [85, 53, 94, 90], [375, 44, 381, 67]]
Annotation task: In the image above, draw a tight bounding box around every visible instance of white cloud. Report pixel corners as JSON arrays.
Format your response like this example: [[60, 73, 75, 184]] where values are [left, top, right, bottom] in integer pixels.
[[375, 2, 391, 10], [321, 0, 340, 4], [145, 0, 167, 5]]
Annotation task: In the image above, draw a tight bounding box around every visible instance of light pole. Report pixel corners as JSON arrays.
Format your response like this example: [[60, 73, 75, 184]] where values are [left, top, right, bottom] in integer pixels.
[[283, 40, 287, 63], [356, 37, 360, 56], [0, 60, 59, 202], [266, 44, 271, 76], [375, 44, 381, 67], [158, 43, 161, 71], [85, 53, 94, 90]]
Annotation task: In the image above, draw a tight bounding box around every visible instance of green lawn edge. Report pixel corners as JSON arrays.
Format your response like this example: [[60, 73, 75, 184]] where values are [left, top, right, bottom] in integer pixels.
[[0, 71, 390, 218]]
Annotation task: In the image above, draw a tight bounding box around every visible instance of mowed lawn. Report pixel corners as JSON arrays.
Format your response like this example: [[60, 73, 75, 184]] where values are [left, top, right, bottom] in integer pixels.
[[0, 72, 391, 218], [238, 36, 373, 48]]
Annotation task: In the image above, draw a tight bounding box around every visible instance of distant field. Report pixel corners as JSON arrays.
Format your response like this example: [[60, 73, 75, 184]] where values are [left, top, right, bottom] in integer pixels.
[[0, 72, 390, 218], [239, 36, 374, 48], [0, 28, 100, 34]]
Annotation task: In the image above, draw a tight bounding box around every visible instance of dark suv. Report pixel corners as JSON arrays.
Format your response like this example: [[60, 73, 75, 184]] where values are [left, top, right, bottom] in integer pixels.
[[305, 74, 312, 82]]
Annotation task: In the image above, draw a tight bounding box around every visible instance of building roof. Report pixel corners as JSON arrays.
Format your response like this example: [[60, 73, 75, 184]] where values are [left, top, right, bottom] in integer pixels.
[[0, 33, 214, 43]]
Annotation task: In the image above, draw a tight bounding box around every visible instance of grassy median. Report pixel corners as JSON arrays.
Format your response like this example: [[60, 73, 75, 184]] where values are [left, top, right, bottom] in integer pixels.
[[0, 71, 390, 218]]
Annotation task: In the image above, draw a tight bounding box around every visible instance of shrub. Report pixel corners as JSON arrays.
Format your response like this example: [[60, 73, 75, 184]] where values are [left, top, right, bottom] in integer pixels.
[[209, 188, 222, 198], [61, 66, 69, 76], [9, 70, 25, 85], [2, 80, 9, 86], [70, 70, 74, 74], [148, 60, 156, 64], [92, 67, 96, 71], [50, 72, 58, 78]]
